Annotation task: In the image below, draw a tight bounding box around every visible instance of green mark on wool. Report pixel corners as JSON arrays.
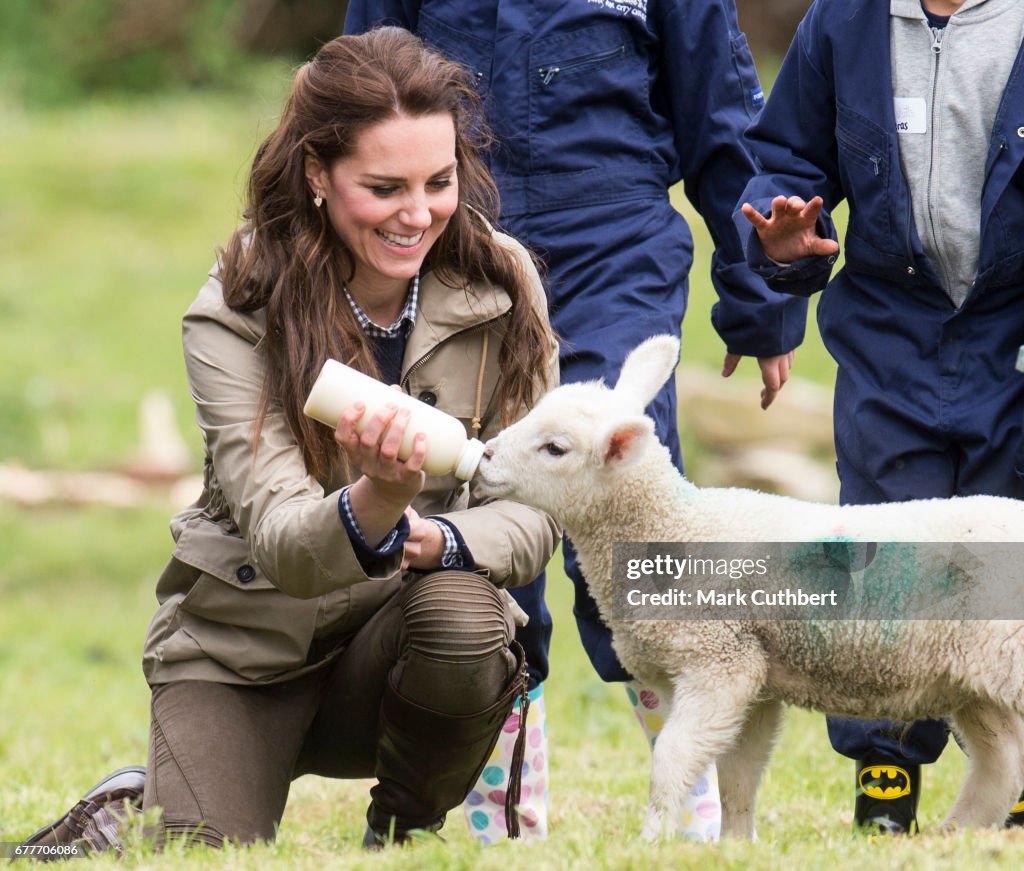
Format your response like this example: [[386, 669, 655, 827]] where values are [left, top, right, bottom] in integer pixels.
[[784, 539, 860, 605], [789, 538, 970, 638], [864, 542, 967, 619], [780, 539, 862, 655]]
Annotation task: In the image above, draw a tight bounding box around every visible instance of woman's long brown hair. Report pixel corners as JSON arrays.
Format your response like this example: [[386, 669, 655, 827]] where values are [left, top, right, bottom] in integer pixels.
[[219, 27, 553, 480]]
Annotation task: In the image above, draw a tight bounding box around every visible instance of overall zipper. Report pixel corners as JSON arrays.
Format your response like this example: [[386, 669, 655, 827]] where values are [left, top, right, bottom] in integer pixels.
[[538, 44, 625, 85]]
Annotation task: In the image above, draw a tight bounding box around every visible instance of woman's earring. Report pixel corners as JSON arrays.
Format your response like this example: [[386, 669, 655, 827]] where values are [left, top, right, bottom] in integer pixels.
[[314, 190, 324, 208]]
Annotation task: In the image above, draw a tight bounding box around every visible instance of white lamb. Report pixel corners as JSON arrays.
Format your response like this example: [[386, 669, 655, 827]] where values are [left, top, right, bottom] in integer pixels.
[[476, 334, 1024, 839]]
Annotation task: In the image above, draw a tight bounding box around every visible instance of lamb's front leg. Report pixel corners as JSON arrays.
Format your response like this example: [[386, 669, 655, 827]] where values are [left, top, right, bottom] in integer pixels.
[[944, 703, 1024, 829], [641, 669, 763, 841], [716, 698, 784, 839]]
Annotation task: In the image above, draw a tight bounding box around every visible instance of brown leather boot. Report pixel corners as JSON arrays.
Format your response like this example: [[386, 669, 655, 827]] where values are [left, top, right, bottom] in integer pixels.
[[15, 767, 146, 860], [364, 641, 529, 847]]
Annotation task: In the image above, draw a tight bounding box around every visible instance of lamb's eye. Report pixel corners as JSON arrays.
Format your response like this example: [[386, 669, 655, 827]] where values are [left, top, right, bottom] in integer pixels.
[[543, 442, 567, 457]]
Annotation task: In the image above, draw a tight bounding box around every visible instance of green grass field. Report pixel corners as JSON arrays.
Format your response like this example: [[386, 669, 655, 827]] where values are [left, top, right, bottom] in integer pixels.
[[2, 88, 1023, 868]]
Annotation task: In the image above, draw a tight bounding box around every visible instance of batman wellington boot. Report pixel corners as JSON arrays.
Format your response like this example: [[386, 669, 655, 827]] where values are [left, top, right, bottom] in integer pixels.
[[854, 752, 920, 835], [1006, 788, 1024, 827]]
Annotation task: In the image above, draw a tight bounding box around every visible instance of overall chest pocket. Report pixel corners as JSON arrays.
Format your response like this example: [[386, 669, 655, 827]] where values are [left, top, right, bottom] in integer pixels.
[[418, 10, 493, 93], [528, 21, 649, 174], [835, 102, 894, 253]]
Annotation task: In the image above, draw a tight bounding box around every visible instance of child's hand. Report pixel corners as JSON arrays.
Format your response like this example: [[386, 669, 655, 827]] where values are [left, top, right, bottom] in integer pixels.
[[742, 195, 839, 264], [722, 350, 796, 410]]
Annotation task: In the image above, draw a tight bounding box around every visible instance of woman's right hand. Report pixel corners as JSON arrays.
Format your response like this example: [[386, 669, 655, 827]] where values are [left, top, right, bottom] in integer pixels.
[[741, 195, 839, 264], [335, 402, 428, 547]]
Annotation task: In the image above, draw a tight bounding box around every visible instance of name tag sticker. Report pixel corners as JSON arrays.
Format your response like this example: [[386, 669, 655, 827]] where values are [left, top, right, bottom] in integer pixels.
[[894, 97, 927, 134]]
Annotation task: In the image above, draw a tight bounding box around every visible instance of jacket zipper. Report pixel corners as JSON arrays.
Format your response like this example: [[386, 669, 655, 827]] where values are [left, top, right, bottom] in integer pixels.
[[984, 138, 1007, 186], [401, 316, 505, 393], [539, 44, 625, 85]]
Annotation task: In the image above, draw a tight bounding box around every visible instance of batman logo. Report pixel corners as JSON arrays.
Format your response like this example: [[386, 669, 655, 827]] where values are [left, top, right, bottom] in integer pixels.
[[858, 765, 911, 800], [1011, 798, 1024, 815]]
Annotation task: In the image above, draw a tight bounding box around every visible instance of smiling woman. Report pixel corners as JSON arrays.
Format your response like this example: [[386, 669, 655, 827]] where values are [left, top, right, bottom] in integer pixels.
[[218, 31, 553, 484], [305, 114, 460, 323], [16, 26, 560, 856]]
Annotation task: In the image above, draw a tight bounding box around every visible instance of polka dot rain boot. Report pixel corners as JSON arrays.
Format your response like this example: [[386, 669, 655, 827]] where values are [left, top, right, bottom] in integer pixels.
[[463, 683, 549, 843], [625, 681, 721, 841]]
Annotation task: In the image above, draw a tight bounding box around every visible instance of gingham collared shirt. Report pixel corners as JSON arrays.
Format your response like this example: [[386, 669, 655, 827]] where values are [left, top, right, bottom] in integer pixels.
[[337, 272, 468, 570], [342, 273, 419, 338]]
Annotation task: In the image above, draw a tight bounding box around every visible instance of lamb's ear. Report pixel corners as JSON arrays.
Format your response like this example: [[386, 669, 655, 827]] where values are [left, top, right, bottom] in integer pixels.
[[599, 416, 654, 467], [613, 335, 681, 409]]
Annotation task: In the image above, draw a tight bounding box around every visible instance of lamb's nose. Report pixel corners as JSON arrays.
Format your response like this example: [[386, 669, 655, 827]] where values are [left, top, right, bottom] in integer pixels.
[[482, 448, 493, 461]]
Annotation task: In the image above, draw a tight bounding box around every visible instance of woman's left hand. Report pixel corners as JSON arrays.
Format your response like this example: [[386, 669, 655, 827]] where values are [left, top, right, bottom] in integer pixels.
[[336, 401, 428, 548], [335, 401, 427, 500]]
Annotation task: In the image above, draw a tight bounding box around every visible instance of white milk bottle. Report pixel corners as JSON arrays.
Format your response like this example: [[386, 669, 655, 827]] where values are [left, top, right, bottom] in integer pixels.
[[303, 359, 486, 480]]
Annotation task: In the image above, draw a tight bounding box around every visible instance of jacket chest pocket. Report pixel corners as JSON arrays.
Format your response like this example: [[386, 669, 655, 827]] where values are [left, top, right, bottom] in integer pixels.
[[529, 21, 649, 173], [835, 103, 894, 254]]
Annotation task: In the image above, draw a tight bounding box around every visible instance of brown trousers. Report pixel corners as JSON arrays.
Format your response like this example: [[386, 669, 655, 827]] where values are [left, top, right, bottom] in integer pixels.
[[142, 571, 517, 845]]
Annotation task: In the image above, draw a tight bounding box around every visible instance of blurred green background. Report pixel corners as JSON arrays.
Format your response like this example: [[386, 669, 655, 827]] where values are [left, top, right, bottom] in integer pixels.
[[0, 0, 836, 473]]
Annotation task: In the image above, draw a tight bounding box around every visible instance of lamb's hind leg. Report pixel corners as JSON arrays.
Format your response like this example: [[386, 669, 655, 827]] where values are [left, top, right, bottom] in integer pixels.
[[716, 698, 784, 839], [944, 702, 1024, 829], [641, 668, 762, 841]]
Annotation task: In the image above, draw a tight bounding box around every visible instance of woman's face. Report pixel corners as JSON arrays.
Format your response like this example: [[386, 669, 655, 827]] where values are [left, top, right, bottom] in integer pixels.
[[310, 112, 459, 304]]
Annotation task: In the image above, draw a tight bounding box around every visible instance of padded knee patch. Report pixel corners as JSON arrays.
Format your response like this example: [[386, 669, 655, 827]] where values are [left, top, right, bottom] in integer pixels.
[[403, 571, 513, 663]]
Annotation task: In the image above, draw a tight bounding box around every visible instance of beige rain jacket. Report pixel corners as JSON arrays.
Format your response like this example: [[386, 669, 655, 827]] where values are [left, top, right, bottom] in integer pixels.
[[143, 234, 560, 686]]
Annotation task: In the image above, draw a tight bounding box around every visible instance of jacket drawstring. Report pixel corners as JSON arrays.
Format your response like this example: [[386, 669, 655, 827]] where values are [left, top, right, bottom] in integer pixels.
[[471, 329, 490, 436]]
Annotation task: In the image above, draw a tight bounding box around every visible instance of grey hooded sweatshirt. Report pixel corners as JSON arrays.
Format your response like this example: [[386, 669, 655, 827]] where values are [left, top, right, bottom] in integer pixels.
[[891, 0, 1024, 307]]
